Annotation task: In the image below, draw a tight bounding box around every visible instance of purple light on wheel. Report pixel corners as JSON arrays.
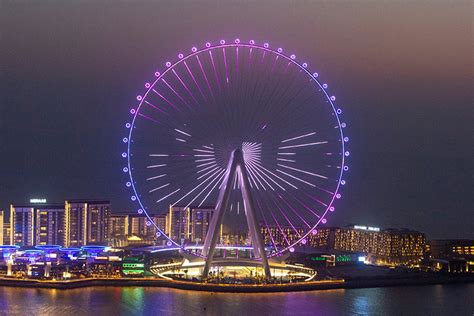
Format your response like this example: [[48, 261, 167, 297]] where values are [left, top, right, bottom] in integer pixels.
[[122, 37, 351, 260], [343, 166, 349, 171], [122, 138, 128, 143], [345, 151, 350, 156], [344, 137, 349, 142], [122, 166, 128, 172]]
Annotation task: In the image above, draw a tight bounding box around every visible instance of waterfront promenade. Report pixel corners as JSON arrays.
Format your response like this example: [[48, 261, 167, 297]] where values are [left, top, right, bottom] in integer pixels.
[[0, 274, 472, 293]]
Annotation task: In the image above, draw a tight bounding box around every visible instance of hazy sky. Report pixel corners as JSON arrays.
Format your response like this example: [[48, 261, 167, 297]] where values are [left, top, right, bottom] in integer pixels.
[[1, 0, 472, 239]]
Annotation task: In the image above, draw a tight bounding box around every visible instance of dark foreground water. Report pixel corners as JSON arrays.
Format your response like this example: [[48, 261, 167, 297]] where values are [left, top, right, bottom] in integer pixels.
[[0, 284, 473, 316]]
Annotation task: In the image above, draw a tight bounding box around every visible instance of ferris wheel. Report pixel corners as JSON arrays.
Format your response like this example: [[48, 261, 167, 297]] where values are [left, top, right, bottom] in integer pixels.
[[122, 38, 349, 260]]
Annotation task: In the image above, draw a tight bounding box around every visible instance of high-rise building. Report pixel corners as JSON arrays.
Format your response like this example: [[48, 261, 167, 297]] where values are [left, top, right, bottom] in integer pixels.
[[0, 210, 4, 246], [10, 205, 35, 246], [14, 203, 67, 247], [87, 202, 110, 244], [65, 200, 110, 246], [190, 207, 213, 243], [260, 225, 336, 249], [129, 215, 150, 237], [168, 206, 191, 243], [152, 214, 167, 236], [108, 214, 129, 240], [65, 201, 87, 246], [3, 222, 11, 246], [34, 204, 66, 246], [260, 224, 304, 247], [165, 206, 215, 244], [108, 213, 167, 246]]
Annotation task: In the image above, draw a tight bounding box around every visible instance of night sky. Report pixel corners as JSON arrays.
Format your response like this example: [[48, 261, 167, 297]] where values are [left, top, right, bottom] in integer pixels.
[[1, 1, 472, 239]]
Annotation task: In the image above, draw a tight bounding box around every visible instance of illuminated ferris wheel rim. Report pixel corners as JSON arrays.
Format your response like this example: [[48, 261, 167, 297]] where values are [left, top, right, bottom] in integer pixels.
[[122, 38, 349, 257]]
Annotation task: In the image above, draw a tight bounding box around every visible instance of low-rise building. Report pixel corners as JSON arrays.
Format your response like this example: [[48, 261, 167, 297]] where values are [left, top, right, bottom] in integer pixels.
[[334, 225, 425, 266], [428, 239, 474, 260]]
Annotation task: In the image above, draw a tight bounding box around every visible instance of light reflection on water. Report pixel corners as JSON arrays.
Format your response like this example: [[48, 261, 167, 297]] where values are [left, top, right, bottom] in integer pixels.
[[0, 284, 473, 316]]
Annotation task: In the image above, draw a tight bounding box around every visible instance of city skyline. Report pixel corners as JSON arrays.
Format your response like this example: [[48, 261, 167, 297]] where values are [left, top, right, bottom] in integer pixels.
[[4, 199, 473, 276], [1, 1, 473, 241], [3, 197, 469, 247]]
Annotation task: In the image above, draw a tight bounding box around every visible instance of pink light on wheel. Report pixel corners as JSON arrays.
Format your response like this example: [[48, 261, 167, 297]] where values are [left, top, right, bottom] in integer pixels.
[[123, 38, 350, 258]]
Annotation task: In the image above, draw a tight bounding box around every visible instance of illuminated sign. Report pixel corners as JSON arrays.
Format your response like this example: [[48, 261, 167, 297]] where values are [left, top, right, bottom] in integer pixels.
[[30, 199, 47, 204], [354, 225, 380, 232], [358, 256, 366, 262]]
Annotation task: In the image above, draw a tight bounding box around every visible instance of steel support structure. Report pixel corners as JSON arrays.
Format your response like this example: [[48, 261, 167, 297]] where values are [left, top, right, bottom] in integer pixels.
[[201, 149, 271, 278]]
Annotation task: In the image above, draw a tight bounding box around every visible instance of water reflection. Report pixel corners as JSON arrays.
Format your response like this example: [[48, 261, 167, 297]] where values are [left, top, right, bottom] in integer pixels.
[[0, 284, 472, 316], [121, 287, 145, 314]]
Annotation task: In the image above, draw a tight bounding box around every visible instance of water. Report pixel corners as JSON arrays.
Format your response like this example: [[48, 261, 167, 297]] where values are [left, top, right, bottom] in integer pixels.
[[0, 284, 473, 315]]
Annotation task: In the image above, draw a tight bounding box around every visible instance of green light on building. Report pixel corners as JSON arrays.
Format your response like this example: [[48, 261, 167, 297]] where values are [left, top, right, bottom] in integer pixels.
[[123, 263, 145, 268], [336, 255, 352, 262], [123, 256, 141, 263], [310, 256, 326, 261], [122, 269, 145, 275]]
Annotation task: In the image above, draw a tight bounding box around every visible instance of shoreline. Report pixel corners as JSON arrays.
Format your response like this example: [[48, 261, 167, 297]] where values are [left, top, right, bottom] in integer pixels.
[[0, 275, 472, 293]]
